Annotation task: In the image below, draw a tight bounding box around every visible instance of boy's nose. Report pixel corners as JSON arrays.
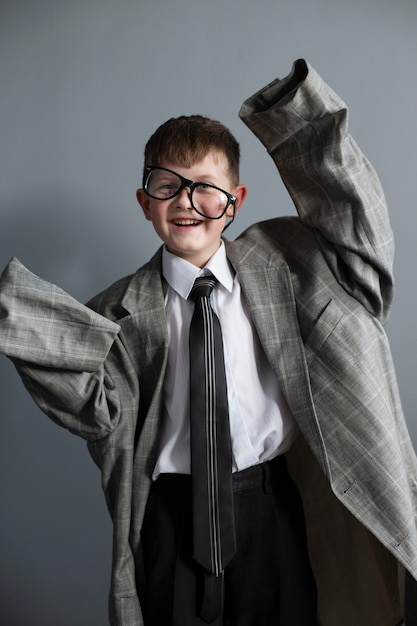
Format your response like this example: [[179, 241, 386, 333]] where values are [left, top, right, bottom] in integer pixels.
[[174, 186, 193, 208]]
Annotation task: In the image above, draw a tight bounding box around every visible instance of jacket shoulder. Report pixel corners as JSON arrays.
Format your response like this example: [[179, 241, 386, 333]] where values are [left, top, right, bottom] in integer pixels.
[[86, 273, 135, 320], [86, 247, 163, 321], [227, 216, 315, 265]]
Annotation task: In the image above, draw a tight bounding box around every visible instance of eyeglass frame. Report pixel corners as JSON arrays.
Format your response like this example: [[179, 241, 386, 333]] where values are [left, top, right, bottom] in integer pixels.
[[142, 165, 238, 224]]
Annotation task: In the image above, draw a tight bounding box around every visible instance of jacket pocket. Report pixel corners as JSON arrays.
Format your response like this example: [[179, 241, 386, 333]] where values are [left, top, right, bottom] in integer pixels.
[[304, 299, 344, 357]]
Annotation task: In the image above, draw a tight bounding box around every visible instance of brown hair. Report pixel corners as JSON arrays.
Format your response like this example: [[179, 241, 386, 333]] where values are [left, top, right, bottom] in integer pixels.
[[143, 115, 240, 185]]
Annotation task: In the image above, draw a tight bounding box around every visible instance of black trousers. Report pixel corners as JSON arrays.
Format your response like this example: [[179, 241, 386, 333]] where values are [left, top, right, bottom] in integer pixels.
[[140, 456, 318, 626]]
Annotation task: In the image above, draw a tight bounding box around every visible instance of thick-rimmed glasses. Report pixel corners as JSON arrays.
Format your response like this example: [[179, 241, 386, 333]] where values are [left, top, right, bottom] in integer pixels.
[[142, 166, 237, 220]]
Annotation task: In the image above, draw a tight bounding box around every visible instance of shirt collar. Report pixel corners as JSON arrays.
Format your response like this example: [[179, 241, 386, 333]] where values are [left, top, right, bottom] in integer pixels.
[[162, 242, 234, 300]]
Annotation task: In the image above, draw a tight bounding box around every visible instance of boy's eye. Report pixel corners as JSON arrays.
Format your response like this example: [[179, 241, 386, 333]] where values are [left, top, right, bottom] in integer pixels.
[[151, 176, 180, 196], [156, 186, 176, 198], [196, 183, 215, 194]]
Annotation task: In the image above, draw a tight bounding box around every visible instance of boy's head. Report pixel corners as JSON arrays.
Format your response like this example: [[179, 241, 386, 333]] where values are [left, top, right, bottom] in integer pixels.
[[137, 114, 247, 268], [143, 114, 240, 186]]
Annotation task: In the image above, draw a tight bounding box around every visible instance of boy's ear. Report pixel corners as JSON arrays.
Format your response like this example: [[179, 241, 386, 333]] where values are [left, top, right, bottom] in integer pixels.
[[136, 189, 152, 220], [231, 183, 248, 216]]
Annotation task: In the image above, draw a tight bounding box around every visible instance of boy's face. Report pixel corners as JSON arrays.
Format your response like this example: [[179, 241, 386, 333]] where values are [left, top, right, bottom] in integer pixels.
[[137, 151, 247, 268]]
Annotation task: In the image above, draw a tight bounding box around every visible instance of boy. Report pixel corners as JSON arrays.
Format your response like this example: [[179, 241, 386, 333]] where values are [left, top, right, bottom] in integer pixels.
[[1, 59, 416, 625]]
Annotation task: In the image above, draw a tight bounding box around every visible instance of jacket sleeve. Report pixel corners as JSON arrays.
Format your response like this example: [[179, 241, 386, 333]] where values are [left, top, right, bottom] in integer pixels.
[[0, 257, 122, 440], [239, 59, 394, 323]]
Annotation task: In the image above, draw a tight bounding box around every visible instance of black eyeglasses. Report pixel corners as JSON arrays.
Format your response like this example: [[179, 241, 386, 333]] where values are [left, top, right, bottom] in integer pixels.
[[142, 166, 237, 221]]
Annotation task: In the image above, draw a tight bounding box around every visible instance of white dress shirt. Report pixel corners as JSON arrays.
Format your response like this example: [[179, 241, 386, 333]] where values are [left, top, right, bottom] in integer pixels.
[[153, 242, 298, 478]]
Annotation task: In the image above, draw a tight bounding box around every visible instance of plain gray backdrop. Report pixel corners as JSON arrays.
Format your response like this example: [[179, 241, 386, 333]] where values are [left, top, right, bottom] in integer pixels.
[[1, 0, 416, 624]]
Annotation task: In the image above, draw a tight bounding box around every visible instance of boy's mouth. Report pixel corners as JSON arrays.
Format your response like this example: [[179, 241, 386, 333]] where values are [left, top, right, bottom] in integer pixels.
[[171, 219, 202, 227]]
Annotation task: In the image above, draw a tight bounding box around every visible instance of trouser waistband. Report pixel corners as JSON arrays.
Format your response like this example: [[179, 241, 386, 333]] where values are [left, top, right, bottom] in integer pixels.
[[157, 454, 288, 494], [231, 454, 287, 493]]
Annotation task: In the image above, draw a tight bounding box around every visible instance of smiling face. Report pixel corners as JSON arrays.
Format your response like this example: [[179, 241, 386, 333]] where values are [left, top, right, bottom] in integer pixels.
[[137, 151, 247, 268]]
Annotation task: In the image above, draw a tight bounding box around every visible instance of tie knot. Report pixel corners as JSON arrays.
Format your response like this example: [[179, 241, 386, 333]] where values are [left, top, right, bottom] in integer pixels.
[[189, 274, 218, 301]]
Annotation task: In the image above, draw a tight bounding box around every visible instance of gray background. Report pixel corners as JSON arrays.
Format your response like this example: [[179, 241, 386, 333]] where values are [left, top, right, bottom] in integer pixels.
[[0, 0, 416, 624]]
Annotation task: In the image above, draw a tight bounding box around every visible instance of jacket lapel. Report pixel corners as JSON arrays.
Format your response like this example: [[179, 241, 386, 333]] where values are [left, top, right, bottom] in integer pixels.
[[226, 240, 328, 470], [119, 247, 168, 393], [118, 249, 169, 491]]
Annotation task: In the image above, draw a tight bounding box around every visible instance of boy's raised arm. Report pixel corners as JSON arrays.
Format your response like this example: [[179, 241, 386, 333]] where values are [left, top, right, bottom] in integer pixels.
[[239, 59, 394, 323]]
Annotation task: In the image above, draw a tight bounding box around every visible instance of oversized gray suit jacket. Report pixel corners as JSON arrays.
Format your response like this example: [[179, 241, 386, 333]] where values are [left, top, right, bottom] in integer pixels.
[[1, 60, 416, 626]]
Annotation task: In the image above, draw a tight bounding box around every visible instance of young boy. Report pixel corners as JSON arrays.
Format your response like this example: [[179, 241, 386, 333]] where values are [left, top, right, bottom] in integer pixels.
[[1, 59, 416, 626]]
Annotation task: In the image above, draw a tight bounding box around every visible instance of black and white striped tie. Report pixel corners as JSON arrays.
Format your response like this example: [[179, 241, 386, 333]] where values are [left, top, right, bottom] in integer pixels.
[[189, 274, 236, 618]]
